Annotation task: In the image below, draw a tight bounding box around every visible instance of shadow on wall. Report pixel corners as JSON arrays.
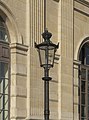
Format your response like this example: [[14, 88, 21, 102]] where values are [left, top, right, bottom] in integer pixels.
[[53, 0, 60, 2]]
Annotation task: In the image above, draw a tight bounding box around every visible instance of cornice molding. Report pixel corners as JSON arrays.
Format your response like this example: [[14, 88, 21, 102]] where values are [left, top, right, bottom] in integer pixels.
[[73, 60, 81, 65], [10, 43, 28, 52], [74, 7, 89, 17], [75, 0, 89, 8]]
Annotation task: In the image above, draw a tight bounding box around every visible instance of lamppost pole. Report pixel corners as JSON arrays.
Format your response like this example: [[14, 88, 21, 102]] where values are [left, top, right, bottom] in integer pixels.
[[44, 70, 50, 120], [42, 30, 52, 119], [44, 0, 49, 118], [35, 29, 59, 120], [43, 51, 50, 120]]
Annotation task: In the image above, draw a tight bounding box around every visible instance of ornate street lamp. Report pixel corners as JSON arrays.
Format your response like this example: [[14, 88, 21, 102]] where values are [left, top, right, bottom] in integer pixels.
[[35, 29, 59, 120]]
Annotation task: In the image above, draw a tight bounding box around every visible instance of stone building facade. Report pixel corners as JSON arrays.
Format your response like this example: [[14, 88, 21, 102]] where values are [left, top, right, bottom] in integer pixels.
[[0, 0, 89, 120]]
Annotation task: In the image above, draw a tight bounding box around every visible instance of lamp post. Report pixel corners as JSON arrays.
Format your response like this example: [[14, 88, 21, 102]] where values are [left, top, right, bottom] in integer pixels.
[[35, 29, 59, 120]]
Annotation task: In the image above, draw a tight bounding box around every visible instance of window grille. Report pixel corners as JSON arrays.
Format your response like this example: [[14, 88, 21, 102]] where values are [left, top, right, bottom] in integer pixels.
[[0, 16, 10, 120], [74, 43, 89, 120]]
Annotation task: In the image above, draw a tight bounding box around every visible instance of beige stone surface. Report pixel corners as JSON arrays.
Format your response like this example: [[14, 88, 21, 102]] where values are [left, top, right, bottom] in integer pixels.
[[60, 0, 74, 119], [1, 0, 89, 119], [74, 1, 89, 59]]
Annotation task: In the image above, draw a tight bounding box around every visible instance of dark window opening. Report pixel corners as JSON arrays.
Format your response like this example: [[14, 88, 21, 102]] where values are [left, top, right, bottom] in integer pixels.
[[0, 16, 10, 120], [0, 16, 9, 42], [79, 44, 89, 65], [79, 43, 89, 120]]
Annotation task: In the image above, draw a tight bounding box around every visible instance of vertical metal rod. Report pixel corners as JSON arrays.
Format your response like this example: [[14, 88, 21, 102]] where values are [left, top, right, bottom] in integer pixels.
[[44, 69, 49, 120], [44, 0, 46, 30], [44, 80, 49, 120], [44, 47, 49, 120]]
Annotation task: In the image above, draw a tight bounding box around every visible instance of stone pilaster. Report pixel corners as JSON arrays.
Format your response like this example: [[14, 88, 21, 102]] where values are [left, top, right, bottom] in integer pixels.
[[60, 0, 74, 120], [10, 43, 28, 120]]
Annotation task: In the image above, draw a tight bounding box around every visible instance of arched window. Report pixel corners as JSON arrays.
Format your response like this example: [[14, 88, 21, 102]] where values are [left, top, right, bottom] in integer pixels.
[[79, 43, 89, 120], [79, 43, 89, 65], [0, 16, 10, 120]]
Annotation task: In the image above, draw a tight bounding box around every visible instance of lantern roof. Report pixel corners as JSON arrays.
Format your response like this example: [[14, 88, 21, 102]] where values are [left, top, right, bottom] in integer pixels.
[[35, 29, 59, 50]]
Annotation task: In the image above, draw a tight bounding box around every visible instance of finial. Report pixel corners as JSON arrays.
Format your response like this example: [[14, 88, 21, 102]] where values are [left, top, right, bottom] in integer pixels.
[[42, 29, 52, 41]]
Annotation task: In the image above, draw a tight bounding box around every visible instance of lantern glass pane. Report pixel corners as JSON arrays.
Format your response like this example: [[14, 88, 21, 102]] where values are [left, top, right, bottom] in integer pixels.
[[39, 49, 45, 66], [37, 49, 42, 66], [39, 48, 55, 68], [48, 49, 55, 66]]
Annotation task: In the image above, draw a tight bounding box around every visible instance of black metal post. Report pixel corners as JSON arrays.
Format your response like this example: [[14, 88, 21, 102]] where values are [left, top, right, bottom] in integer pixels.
[[42, 47, 51, 120], [43, 0, 55, 117], [44, 69, 49, 120]]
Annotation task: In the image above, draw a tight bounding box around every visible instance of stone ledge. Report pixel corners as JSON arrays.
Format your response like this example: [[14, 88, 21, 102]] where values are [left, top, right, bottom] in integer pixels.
[[73, 60, 81, 65], [10, 43, 28, 52]]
